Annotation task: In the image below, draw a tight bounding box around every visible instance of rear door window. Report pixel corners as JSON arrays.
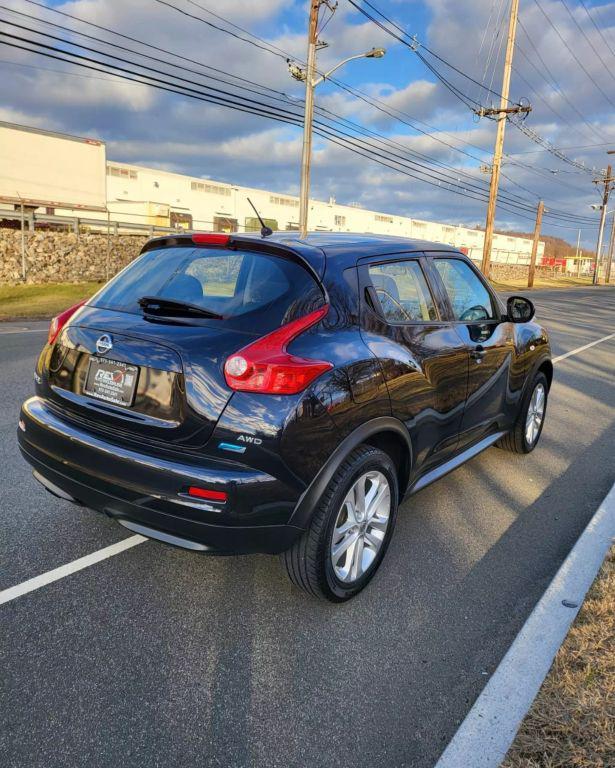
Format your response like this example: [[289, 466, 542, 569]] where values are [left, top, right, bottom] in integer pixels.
[[367, 260, 437, 323], [91, 247, 324, 333]]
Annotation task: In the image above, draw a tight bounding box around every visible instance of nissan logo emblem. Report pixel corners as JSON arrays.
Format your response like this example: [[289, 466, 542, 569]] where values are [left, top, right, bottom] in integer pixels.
[[96, 334, 113, 355]]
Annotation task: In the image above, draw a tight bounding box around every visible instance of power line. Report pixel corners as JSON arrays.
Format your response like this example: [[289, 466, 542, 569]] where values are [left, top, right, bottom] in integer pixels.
[[344, 0, 603, 187], [531, 0, 615, 110], [18, 0, 292, 101], [2, 28, 597, 226], [7, 16, 598, 223], [577, 0, 615, 60], [20, 0, 595, 196], [510, 116, 596, 176], [517, 17, 604, 143], [507, 141, 615, 153], [0, 24, 511, 210], [353, 0, 512, 104], [151, 0, 289, 61], [0, 5, 599, 226], [558, 0, 615, 84], [511, 59, 572, 130], [345, 0, 495, 110], [0, 11, 525, 206]]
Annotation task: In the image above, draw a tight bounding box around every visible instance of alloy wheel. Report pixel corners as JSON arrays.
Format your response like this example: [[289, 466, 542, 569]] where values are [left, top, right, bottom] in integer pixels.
[[330, 470, 391, 583], [525, 382, 546, 446]]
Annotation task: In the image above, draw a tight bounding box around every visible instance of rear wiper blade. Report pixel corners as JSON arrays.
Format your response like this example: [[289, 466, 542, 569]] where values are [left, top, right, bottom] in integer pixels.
[[138, 296, 223, 320]]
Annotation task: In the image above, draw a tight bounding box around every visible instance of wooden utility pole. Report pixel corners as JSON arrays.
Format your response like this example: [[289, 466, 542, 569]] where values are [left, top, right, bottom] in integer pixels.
[[606, 209, 615, 284], [481, 0, 522, 277], [298, 1, 320, 239], [527, 200, 544, 288], [593, 164, 612, 285]]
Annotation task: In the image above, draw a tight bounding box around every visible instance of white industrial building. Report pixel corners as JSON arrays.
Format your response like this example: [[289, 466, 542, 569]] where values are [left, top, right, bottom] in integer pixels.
[[0, 121, 544, 265], [104, 161, 544, 265]]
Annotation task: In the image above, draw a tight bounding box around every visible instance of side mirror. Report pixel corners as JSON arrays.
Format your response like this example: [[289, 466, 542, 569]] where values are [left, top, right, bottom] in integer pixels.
[[506, 295, 535, 323]]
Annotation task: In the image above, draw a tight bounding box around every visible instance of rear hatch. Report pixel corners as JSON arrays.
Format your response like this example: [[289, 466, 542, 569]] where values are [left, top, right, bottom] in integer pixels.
[[42, 240, 325, 452]]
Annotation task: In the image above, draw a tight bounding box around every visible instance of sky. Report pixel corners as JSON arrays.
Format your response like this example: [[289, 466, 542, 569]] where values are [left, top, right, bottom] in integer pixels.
[[1, 0, 615, 246]]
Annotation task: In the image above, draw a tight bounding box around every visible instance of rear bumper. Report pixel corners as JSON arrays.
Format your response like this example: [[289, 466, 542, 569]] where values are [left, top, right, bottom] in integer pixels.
[[18, 396, 305, 554]]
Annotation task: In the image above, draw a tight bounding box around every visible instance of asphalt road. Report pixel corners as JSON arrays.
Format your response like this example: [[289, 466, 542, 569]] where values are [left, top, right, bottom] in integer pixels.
[[1, 287, 614, 768]]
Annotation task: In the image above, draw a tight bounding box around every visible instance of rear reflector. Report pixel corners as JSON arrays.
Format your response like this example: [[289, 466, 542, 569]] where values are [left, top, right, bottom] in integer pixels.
[[224, 305, 332, 395], [48, 299, 87, 345], [187, 486, 227, 502], [191, 233, 230, 246]]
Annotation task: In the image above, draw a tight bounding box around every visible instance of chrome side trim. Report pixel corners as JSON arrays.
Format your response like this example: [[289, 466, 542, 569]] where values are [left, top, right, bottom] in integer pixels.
[[409, 431, 507, 496]]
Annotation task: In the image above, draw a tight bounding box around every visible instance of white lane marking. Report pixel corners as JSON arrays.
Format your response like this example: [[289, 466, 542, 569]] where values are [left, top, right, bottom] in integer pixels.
[[0, 535, 146, 606], [434, 482, 615, 768], [553, 331, 615, 363], [0, 328, 47, 335]]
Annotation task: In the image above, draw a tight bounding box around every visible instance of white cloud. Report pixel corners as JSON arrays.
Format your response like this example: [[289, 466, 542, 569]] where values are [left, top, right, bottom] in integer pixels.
[[0, 0, 612, 244]]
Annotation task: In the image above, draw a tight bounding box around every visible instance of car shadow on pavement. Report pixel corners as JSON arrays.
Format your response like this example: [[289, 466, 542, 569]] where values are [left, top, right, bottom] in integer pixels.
[[3, 428, 614, 768]]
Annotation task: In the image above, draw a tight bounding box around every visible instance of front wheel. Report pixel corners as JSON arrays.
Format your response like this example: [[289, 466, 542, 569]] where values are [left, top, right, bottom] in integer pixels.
[[281, 445, 398, 602], [497, 372, 548, 454]]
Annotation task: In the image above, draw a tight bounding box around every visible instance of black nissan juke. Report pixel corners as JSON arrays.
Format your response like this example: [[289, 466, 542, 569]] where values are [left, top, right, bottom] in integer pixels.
[[18, 232, 552, 601]]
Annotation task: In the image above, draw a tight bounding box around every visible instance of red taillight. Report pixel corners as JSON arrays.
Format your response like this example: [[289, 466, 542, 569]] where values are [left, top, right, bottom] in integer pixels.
[[191, 233, 230, 246], [187, 486, 227, 502], [48, 300, 87, 345], [224, 305, 332, 395]]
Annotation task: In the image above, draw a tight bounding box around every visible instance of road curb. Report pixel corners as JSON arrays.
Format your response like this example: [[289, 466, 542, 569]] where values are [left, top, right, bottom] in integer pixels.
[[434, 481, 615, 768]]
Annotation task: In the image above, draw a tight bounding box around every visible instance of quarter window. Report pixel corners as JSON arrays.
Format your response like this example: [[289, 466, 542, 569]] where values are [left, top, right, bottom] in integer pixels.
[[433, 258, 495, 321], [368, 260, 437, 323]]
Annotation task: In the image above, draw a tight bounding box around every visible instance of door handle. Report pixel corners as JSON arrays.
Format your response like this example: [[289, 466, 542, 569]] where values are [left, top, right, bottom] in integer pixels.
[[470, 345, 486, 362]]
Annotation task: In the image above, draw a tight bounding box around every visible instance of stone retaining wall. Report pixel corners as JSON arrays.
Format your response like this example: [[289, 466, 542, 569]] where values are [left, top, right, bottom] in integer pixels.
[[0, 228, 558, 285], [0, 230, 147, 284]]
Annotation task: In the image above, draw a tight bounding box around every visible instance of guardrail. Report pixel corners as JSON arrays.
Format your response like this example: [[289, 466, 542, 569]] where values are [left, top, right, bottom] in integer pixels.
[[0, 207, 187, 237], [0, 207, 597, 283]]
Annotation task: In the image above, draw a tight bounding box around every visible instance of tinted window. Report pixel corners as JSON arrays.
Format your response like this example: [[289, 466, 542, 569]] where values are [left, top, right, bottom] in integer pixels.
[[91, 247, 324, 332], [433, 258, 495, 321], [368, 260, 437, 322]]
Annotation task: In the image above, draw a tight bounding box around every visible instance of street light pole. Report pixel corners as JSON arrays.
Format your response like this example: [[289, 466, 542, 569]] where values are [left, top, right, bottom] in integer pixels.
[[295, 2, 385, 238]]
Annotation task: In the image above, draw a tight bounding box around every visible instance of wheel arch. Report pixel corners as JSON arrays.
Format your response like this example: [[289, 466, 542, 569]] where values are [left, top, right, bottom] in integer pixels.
[[289, 417, 412, 529], [537, 358, 553, 390]]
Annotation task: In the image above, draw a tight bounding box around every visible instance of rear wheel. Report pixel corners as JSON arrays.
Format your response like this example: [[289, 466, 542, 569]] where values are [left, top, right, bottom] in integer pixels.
[[281, 445, 398, 602], [497, 371, 548, 454]]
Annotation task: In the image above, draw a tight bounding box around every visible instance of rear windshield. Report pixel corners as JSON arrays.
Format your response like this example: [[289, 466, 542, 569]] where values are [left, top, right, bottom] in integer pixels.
[[91, 247, 324, 333]]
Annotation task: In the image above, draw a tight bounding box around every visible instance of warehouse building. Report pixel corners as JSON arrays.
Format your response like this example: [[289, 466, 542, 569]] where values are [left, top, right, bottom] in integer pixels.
[[0, 121, 544, 265], [104, 161, 543, 265]]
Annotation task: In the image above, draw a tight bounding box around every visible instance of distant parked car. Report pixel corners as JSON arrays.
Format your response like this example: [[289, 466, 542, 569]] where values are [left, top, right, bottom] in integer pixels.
[[18, 232, 552, 601]]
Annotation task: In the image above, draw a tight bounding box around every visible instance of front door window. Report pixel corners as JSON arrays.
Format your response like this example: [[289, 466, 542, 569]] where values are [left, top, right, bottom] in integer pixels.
[[432, 258, 495, 322]]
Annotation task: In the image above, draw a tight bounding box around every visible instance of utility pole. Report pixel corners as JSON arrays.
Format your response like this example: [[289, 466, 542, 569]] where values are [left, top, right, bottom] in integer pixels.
[[527, 200, 544, 288], [602, 150, 615, 283], [298, 0, 320, 239], [606, 209, 615, 284], [592, 163, 612, 285], [480, 0, 528, 277]]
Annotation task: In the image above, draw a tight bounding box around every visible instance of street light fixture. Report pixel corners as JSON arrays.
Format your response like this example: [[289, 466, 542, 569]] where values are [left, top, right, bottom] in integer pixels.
[[291, 41, 385, 238]]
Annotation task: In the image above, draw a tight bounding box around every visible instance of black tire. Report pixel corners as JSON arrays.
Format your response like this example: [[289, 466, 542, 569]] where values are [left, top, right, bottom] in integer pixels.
[[281, 445, 399, 602], [497, 371, 548, 454]]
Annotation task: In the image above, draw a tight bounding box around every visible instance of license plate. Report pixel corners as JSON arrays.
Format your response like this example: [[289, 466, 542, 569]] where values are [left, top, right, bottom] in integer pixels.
[[84, 356, 139, 407]]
